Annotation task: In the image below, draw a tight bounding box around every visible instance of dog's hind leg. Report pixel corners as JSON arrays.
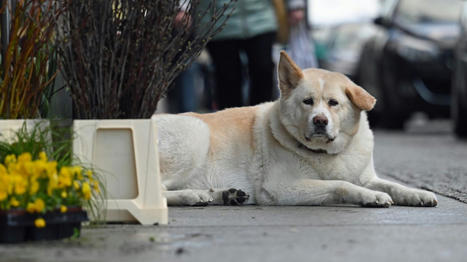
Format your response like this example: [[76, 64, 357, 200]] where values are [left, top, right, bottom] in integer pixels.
[[164, 188, 250, 206]]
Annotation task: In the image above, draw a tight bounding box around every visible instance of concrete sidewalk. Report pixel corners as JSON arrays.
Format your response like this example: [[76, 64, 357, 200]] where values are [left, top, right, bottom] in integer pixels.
[[1, 194, 466, 262], [373, 131, 467, 203], [2, 129, 467, 262]]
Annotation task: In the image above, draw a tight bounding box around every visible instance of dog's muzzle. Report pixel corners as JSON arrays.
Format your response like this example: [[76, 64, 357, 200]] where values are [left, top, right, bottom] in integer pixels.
[[305, 114, 335, 143]]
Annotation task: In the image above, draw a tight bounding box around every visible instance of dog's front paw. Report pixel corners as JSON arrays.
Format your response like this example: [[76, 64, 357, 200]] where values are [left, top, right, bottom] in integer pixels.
[[361, 192, 393, 208], [394, 189, 438, 207], [222, 188, 249, 205]]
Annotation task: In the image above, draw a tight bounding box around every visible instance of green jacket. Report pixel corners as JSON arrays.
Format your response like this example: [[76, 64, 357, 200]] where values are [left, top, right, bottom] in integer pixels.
[[199, 0, 278, 40]]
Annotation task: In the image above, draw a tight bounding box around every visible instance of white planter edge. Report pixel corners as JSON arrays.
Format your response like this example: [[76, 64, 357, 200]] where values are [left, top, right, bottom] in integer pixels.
[[72, 116, 168, 225]]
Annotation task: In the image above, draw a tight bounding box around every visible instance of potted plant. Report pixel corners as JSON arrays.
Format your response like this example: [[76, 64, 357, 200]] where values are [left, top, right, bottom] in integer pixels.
[[0, 1, 101, 242], [0, 0, 68, 154], [56, 0, 234, 224], [0, 125, 101, 243]]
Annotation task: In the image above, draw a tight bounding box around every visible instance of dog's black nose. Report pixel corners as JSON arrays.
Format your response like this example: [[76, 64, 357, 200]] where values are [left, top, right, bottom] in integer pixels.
[[313, 115, 328, 127]]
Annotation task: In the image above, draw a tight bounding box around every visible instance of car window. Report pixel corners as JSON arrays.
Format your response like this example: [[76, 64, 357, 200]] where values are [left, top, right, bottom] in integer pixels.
[[379, 0, 398, 20], [333, 24, 377, 51], [462, 2, 467, 28], [394, 0, 462, 25]]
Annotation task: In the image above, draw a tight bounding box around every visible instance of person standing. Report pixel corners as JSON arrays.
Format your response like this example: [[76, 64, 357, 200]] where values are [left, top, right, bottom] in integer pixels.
[[200, 0, 278, 110]]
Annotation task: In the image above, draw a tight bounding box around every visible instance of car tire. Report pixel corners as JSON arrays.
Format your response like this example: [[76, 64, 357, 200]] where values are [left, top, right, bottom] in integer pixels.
[[377, 59, 410, 130], [357, 53, 383, 127], [360, 71, 407, 129], [380, 113, 407, 129], [452, 72, 467, 138], [452, 97, 467, 138]]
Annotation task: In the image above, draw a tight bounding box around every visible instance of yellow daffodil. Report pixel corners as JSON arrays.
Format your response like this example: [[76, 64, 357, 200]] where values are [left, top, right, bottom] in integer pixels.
[[12, 175, 27, 195], [26, 198, 45, 213], [0, 164, 7, 174], [18, 152, 32, 163], [47, 173, 58, 195], [46, 161, 57, 177], [39, 152, 47, 162], [82, 182, 91, 200], [0, 152, 99, 214], [92, 180, 100, 193], [34, 218, 46, 228], [14, 184, 27, 195], [36, 198, 45, 211], [5, 154, 16, 166], [58, 167, 72, 187], [0, 191, 7, 201], [24, 161, 36, 176], [30, 181, 40, 194], [28, 159, 47, 178], [10, 197, 20, 207], [26, 202, 35, 213], [71, 166, 82, 178], [0, 173, 8, 201]]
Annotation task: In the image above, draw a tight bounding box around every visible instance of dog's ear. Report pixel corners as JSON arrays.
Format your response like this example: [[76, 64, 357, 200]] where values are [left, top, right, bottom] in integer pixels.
[[278, 51, 303, 96], [345, 84, 376, 111]]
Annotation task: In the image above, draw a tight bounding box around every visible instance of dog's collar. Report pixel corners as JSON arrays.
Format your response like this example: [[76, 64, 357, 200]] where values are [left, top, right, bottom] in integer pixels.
[[297, 142, 329, 154]]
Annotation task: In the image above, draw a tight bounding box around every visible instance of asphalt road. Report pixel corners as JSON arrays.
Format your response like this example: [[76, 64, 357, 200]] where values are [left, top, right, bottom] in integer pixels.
[[1, 120, 466, 262]]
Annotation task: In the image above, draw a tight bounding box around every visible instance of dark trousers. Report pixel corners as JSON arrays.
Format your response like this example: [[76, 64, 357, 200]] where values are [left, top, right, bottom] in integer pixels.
[[207, 32, 276, 110]]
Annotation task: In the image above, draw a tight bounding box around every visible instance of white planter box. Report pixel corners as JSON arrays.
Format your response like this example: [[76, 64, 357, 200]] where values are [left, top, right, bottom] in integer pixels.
[[0, 119, 49, 142], [73, 116, 168, 225]]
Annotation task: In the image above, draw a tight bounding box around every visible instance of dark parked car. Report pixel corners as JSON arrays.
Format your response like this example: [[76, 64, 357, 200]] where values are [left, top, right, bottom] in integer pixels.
[[357, 0, 462, 128], [452, 1, 467, 138]]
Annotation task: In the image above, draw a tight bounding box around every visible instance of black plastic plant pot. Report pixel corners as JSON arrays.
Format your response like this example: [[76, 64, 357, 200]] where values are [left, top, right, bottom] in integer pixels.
[[0, 207, 88, 243]]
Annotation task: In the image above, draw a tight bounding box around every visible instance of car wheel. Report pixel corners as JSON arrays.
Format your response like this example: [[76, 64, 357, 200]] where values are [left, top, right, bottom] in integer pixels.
[[357, 54, 383, 127], [378, 60, 410, 130], [380, 113, 407, 129], [452, 95, 467, 137], [452, 71, 467, 138]]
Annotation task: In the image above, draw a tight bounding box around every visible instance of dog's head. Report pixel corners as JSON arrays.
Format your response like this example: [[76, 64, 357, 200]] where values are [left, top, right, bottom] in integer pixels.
[[277, 51, 376, 154]]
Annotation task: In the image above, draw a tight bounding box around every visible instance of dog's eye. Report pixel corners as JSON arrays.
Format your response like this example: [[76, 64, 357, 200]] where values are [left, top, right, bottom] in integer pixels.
[[328, 99, 339, 107], [303, 98, 314, 105]]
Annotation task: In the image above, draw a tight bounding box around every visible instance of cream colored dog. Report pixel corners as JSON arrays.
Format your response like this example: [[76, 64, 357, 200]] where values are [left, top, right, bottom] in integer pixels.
[[155, 51, 438, 207]]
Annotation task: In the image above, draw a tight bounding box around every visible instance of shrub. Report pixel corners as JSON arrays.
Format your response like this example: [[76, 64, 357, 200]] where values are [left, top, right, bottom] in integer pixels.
[[0, 0, 64, 118], [57, 0, 234, 119]]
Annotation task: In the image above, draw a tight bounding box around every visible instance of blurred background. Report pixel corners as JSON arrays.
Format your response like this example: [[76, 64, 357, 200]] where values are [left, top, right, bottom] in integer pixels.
[[160, 0, 467, 139]]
